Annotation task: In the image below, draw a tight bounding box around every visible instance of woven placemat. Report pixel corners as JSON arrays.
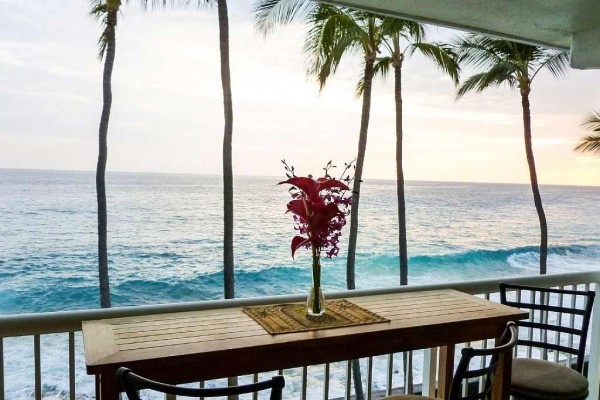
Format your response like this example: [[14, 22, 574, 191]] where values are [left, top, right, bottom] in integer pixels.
[[243, 299, 389, 335]]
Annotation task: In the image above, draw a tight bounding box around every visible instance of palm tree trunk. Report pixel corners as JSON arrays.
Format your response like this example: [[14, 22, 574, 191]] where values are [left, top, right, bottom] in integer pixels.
[[346, 59, 375, 290], [347, 58, 375, 400], [394, 61, 408, 286], [218, 2, 237, 396], [521, 90, 548, 274], [395, 58, 413, 394], [96, 9, 117, 309], [218, 0, 235, 300]]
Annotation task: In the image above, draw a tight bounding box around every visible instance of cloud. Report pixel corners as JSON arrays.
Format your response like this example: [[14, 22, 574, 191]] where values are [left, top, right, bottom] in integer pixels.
[[534, 138, 575, 146]]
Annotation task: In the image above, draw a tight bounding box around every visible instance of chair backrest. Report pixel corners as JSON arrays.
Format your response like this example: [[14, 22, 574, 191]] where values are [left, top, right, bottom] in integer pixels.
[[499, 283, 595, 372], [448, 321, 518, 400], [117, 368, 285, 400]]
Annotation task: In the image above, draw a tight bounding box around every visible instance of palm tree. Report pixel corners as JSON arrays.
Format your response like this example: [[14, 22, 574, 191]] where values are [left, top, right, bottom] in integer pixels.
[[217, 0, 235, 301], [255, 5, 384, 398], [364, 22, 461, 393], [254, 0, 379, 293], [575, 111, 600, 154], [90, 0, 123, 309], [181, 1, 236, 395], [90, 0, 165, 308], [305, 6, 385, 292], [181, 0, 234, 300], [373, 21, 459, 286], [455, 34, 569, 274]]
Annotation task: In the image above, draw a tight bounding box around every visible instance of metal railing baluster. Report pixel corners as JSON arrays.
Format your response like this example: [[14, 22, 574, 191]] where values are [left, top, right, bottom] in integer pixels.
[[0, 337, 4, 400], [253, 373, 259, 400], [462, 343, 471, 397], [199, 380, 204, 400], [386, 353, 393, 396], [479, 293, 491, 393], [345, 361, 351, 400], [323, 363, 330, 400], [34, 335, 41, 400], [301, 366, 308, 400], [366, 357, 373, 400], [69, 332, 75, 400], [480, 338, 491, 393], [403, 351, 413, 394]]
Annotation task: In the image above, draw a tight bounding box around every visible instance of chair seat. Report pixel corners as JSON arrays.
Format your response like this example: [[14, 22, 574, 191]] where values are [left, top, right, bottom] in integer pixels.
[[381, 395, 435, 400], [511, 358, 589, 400]]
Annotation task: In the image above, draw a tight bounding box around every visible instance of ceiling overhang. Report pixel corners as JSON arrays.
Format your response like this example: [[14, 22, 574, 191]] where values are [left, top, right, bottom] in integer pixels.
[[322, 0, 600, 70]]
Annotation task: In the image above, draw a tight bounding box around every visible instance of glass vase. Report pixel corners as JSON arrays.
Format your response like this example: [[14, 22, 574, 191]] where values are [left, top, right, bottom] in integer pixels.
[[307, 251, 325, 317]]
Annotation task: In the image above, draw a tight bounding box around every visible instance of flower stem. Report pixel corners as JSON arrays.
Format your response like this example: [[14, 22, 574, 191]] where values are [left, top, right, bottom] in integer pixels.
[[312, 245, 321, 314]]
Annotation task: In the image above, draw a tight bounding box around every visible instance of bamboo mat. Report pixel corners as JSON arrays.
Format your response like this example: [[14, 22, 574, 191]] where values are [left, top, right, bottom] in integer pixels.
[[243, 299, 389, 335]]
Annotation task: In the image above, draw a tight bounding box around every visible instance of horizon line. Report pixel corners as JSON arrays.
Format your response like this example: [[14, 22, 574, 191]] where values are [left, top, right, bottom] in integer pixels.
[[1, 167, 599, 189]]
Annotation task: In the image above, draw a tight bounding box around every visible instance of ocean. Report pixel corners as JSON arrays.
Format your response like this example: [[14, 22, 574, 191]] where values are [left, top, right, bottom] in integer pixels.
[[1, 168, 599, 399]]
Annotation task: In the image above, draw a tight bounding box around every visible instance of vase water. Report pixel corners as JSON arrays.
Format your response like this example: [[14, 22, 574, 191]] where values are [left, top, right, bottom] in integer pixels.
[[307, 249, 325, 317]]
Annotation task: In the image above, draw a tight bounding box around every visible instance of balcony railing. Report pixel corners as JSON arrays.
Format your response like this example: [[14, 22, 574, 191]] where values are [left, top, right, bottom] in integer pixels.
[[1, 270, 599, 400]]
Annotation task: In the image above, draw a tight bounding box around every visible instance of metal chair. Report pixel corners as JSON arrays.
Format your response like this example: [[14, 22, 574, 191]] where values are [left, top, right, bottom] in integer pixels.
[[117, 367, 285, 400], [382, 321, 518, 400], [499, 283, 595, 400]]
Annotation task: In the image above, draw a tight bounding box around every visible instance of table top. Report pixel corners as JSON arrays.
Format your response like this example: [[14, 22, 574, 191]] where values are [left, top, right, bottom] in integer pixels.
[[83, 289, 527, 383]]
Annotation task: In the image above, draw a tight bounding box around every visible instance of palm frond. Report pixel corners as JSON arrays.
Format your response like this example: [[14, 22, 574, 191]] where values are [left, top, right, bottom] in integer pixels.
[[89, 2, 108, 21], [531, 50, 570, 81], [253, 0, 315, 35], [582, 111, 600, 132], [410, 42, 460, 84], [311, 34, 359, 89], [574, 133, 600, 154], [575, 109, 600, 153], [456, 62, 516, 99], [90, 2, 110, 60], [454, 34, 506, 70], [456, 73, 487, 99], [373, 56, 392, 79], [451, 34, 575, 100], [456, 33, 571, 91], [379, 35, 395, 56], [380, 18, 425, 43], [89, 0, 133, 60], [304, 6, 371, 89]]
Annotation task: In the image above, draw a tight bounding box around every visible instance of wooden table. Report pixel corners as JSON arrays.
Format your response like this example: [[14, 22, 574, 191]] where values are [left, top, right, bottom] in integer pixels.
[[83, 289, 527, 400]]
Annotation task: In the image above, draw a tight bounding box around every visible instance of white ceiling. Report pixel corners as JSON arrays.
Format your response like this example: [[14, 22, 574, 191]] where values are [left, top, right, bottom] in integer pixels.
[[323, 0, 600, 69]]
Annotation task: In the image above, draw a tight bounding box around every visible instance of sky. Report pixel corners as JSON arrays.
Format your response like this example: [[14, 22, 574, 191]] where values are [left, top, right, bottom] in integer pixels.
[[0, 0, 599, 185]]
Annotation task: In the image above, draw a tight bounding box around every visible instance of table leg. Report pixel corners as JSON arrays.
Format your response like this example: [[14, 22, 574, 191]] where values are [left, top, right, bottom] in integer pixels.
[[422, 347, 438, 397], [492, 336, 511, 400], [438, 345, 455, 399], [97, 372, 120, 400]]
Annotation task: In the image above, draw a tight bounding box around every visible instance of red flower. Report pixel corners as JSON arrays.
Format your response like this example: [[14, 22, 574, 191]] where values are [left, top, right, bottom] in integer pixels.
[[279, 176, 352, 259]]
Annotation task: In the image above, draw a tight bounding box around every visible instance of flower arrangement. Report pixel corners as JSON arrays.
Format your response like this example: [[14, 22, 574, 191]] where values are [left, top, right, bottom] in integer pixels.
[[279, 160, 354, 316]]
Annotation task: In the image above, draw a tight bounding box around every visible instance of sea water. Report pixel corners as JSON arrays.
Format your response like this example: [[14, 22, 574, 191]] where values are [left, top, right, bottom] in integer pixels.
[[1, 168, 599, 399]]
